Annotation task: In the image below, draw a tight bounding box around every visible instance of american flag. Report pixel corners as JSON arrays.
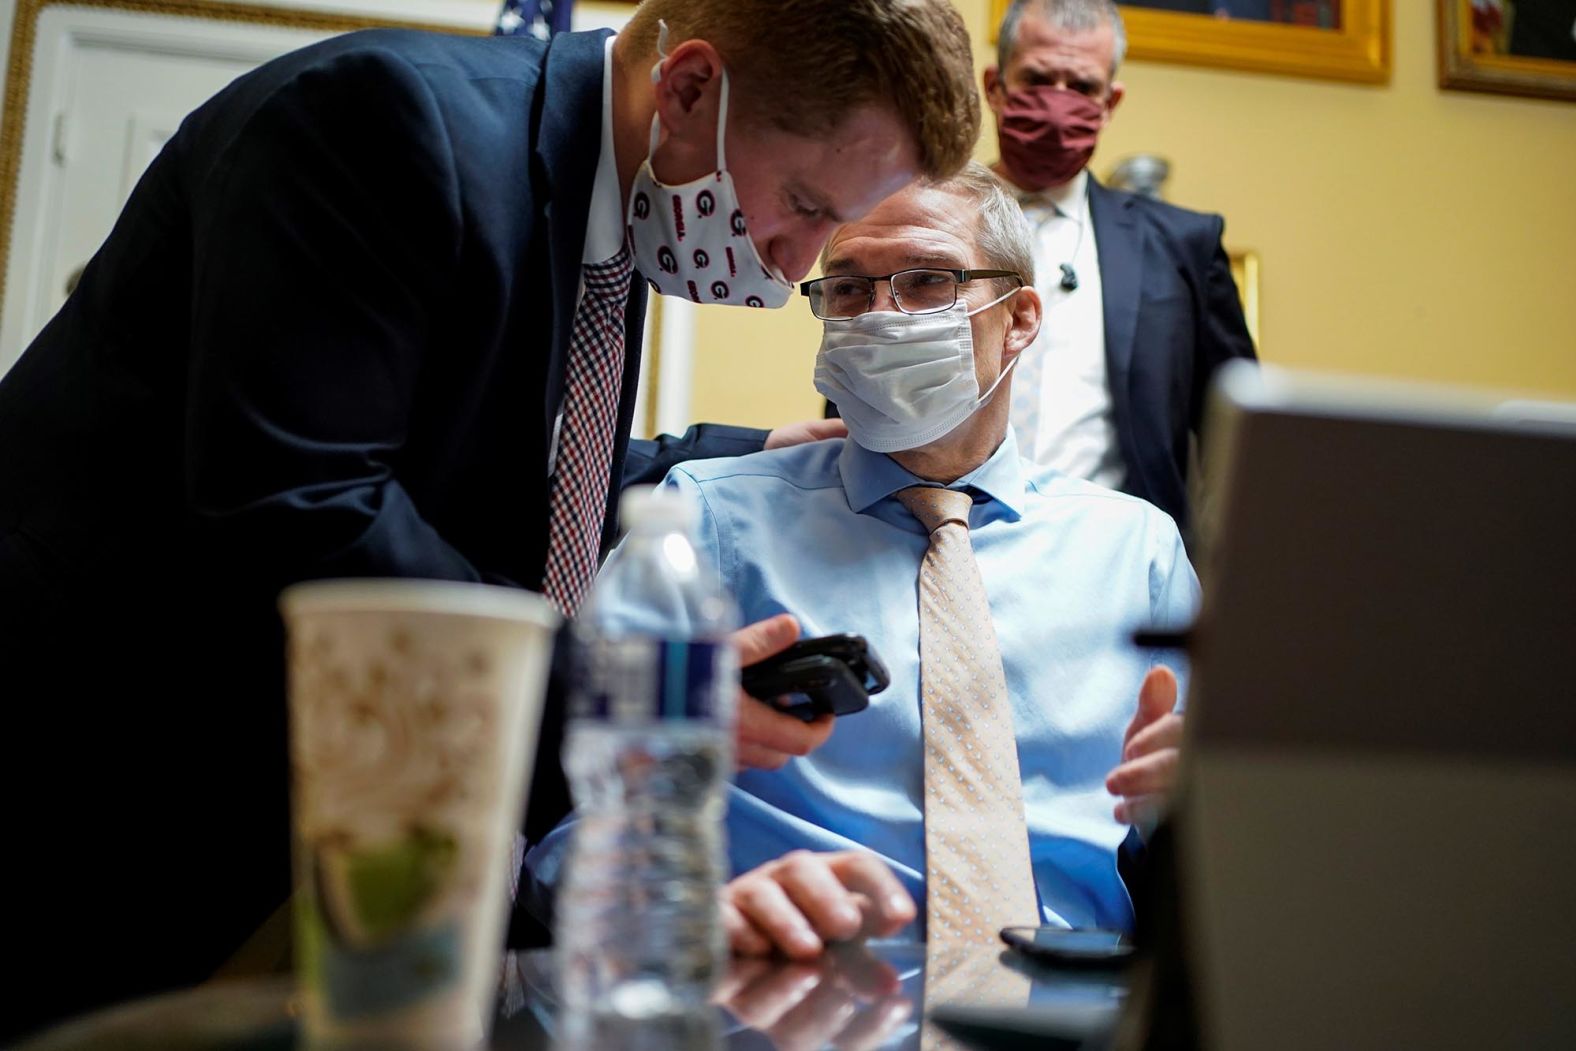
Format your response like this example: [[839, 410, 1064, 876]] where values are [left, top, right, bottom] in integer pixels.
[[494, 0, 573, 39]]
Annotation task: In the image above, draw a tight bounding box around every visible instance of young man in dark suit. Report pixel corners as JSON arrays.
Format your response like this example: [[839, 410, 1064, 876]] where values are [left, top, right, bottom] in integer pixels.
[[986, 0, 1257, 534], [0, 0, 978, 1036]]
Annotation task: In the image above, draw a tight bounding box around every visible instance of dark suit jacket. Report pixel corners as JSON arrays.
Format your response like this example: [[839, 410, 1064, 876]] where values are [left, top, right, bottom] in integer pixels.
[[1087, 178, 1257, 533], [0, 28, 759, 1037]]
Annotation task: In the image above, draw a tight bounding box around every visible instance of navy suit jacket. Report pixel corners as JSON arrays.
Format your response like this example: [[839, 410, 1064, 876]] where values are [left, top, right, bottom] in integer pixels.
[[1086, 178, 1258, 533], [0, 28, 759, 1035]]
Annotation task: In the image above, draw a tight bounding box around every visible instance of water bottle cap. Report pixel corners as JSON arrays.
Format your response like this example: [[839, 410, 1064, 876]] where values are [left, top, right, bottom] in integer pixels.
[[619, 484, 698, 533]]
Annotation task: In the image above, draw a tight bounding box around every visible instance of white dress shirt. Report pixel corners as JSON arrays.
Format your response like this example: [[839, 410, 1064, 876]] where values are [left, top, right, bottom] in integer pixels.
[[550, 35, 624, 475], [581, 36, 624, 267], [1009, 170, 1126, 491]]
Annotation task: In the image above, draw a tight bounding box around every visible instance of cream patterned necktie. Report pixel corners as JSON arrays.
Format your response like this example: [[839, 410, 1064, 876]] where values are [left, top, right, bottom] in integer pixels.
[[897, 486, 1040, 945], [899, 486, 1036, 1049]]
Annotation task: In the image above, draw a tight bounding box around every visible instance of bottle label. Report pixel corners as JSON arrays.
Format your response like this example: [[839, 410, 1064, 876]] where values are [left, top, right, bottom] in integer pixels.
[[577, 638, 736, 724]]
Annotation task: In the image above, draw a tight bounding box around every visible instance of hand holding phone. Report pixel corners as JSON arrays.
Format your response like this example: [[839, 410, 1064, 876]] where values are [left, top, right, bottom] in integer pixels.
[[741, 633, 890, 722]]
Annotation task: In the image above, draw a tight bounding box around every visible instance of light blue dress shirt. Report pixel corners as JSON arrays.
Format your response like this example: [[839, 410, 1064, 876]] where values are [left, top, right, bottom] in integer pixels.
[[527, 430, 1197, 934]]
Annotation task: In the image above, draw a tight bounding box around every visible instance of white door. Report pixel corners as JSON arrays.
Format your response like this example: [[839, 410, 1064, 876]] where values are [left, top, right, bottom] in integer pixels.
[[0, 8, 349, 368]]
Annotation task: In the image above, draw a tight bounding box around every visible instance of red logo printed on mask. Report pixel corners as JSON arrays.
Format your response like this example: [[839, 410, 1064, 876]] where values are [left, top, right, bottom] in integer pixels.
[[726, 247, 737, 277], [686, 280, 702, 303], [673, 196, 686, 241]]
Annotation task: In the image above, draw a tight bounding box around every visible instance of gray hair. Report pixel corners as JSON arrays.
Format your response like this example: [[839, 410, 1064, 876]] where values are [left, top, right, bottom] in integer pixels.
[[817, 162, 1035, 287], [930, 162, 1036, 289], [996, 0, 1127, 78]]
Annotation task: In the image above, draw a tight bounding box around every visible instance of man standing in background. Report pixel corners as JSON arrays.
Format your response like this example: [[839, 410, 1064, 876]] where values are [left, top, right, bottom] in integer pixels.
[[988, 0, 1257, 532]]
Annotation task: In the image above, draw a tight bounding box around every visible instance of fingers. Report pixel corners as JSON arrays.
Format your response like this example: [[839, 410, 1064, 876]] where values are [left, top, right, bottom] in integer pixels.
[[722, 897, 774, 958], [736, 701, 835, 770], [804, 418, 849, 441], [1123, 665, 1179, 745], [1114, 793, 1167, 830], [825, 854, 917, 938], [1106, 747, 1180, 799], [763, 418, 849, 451], [772, 854, 870, 944], [1123, 712, 1184, 762], [1140, 665, 1179, 718], [733, 613, 801, 665], [727, 864, 828, 960], [722, 851, 911, 962]]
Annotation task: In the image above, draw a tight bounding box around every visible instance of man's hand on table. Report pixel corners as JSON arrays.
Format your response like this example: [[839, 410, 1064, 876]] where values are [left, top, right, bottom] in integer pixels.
[[722, 850, 916, 960], [1105, 666, 1183, 832], [731, 614, 835, 770]]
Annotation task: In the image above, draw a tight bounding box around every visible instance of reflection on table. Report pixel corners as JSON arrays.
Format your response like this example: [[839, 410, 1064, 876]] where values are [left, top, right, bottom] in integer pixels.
[[20, 941, 1125, 1051]]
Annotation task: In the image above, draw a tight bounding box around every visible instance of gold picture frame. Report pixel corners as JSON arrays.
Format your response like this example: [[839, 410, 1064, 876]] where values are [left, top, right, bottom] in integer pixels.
[[1228, 249, 1260, 348], [989, 1, 1391, 85], [1436, 0, 1576, 103], [0, 0, 480, 326]]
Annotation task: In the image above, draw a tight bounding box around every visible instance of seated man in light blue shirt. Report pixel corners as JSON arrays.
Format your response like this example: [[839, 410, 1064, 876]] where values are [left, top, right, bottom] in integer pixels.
[[529, 162, 1194, 958]]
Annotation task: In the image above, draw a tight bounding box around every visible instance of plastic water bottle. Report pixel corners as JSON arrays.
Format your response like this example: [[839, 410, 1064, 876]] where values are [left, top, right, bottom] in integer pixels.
[[555, 485, 739, 1021]]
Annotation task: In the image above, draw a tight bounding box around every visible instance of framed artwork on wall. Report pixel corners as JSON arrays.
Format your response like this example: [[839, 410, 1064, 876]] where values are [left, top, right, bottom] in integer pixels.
[[1229, 249, 1260, 348], [989, 1, 1391, 84], [1436, 0, 1576, 103]]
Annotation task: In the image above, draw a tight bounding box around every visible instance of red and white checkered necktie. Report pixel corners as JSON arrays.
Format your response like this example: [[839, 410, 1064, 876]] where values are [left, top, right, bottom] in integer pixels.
[[541, 245, 635, 617]]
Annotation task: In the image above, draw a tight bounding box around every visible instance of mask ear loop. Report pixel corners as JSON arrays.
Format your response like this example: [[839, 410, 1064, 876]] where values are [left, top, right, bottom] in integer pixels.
[[964, 284, 1023, 318], [964, 284, 1025, 406], [647, 21, 670, 156], [714, 68, 731, 173], [647, 20, 732, 174]]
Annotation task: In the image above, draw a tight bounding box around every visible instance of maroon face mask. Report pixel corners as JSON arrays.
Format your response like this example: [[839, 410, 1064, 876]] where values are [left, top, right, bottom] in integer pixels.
[[996, 85, 1106, 192]]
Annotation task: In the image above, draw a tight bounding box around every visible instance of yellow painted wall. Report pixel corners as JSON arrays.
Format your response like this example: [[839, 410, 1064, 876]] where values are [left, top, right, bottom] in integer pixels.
[[685, 0, 1576, 431]]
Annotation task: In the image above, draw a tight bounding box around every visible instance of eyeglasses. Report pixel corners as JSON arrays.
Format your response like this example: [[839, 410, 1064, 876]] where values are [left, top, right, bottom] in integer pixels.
[[799, 268, 1024, 321]]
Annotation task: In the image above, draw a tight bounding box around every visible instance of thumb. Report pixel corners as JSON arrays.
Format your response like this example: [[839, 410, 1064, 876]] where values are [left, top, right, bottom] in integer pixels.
[[1127, 666, 1178, 741], [1138, 666, 1178, 721], [732, 613, 801, 667]]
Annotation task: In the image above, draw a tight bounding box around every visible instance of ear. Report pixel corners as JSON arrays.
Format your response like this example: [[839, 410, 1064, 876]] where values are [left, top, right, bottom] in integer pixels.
[[983, 65, 1007, 118], [1000, 285, 1042, 368], [1104, 80, 1126, 123], [650, 39, 725, 165]]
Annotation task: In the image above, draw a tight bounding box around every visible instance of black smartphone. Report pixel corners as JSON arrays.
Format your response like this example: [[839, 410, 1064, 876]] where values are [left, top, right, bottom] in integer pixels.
[[999, 926, 1134, 968], [741, 634, 890, 722]]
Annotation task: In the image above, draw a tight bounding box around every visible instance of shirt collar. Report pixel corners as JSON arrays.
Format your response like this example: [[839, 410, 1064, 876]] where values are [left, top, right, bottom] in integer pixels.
[[1016, 168, 1089, 221], [582, 35, 624, 265], [838, 428, 1028, 520]]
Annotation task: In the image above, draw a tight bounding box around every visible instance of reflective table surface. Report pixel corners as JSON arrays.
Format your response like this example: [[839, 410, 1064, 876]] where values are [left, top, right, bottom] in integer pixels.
[[18, 942, 1126, 1051]]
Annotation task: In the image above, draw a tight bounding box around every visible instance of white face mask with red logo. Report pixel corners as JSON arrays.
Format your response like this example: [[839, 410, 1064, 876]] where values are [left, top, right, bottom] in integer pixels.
[[625, 21, 793, 309]]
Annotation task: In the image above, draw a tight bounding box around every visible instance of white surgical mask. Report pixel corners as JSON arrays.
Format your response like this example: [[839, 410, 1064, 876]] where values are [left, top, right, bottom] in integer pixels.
[[814, 290, 1021, 453], [626, 22, 793, 309]]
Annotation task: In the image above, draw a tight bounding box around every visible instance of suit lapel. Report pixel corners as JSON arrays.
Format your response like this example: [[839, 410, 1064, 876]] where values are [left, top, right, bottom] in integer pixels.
[[535, 29, 615, 440], [1090, 178, 1141, 391], [1089, 178, 1142, 479]]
